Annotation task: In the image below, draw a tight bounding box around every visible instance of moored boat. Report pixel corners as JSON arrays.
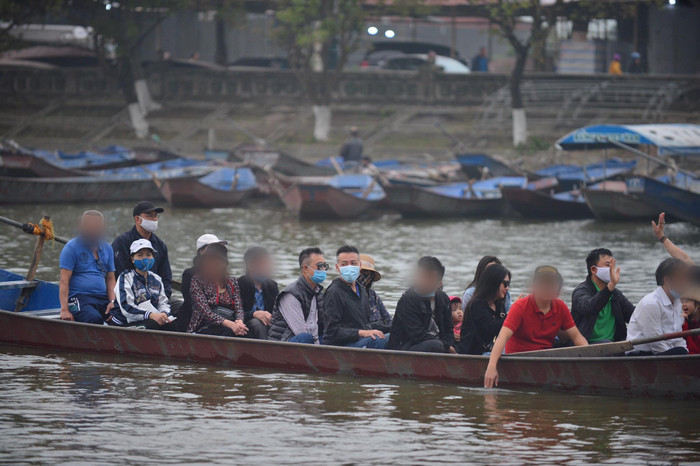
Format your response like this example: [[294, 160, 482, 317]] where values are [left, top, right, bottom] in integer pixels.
[[279, 174, 385, 219], [235, 145, 337, 177], [583, 181, 658, 221], [385, 176, 527, 218], [158, 167, 258, 208], [535, 159, 637, 192], [0, 159, 212, 205], [502, 184, 594, 219], [455, 153, 522, 179], [626, 174, 700, 226]]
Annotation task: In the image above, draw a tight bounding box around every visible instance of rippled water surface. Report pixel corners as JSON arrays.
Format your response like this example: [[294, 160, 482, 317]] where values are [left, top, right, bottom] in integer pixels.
[[1, 203, 699, 463]]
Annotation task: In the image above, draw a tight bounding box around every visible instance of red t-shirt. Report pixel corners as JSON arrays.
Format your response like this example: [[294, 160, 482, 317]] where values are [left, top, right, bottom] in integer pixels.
[[683, 319, 700, 355], [503, 295, 576, 354]]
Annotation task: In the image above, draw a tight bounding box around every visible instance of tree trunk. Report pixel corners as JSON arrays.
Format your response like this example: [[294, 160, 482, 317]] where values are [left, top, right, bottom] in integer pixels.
[[131, 56, 161, 115], [313, 104, 332, 141], [510, 52, 528, 146], [117, 56, 149, 138]]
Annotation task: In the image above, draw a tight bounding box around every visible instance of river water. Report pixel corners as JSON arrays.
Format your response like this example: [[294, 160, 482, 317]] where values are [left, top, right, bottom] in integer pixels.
[[1, 203, 699, 464]]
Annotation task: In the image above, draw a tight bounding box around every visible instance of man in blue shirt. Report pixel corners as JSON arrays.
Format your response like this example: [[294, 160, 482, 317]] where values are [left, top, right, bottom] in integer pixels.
[[59, 210, 116, 324], [471, 46, 489, 72]]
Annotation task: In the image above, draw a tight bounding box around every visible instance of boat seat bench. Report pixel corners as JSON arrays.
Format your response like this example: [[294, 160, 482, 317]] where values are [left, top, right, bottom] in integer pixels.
[[0, 280, 38, 290]]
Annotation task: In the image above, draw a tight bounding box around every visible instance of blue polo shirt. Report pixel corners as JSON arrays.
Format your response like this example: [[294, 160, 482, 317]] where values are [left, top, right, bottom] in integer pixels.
[[59, 237, 115, 298]]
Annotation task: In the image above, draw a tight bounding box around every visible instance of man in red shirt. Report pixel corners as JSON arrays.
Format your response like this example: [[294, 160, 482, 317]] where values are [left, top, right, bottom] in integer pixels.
[[484, 266, 588, 388]]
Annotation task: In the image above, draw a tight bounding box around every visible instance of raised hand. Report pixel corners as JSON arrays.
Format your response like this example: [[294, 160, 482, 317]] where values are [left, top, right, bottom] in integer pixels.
[[607, 258, 621, 291], [652, 212, 665, 239]]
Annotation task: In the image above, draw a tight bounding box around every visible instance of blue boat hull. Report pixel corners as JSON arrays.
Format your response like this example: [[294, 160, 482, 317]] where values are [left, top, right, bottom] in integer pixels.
[[626, 176, 700, 226], [0, 269, 59, 312]]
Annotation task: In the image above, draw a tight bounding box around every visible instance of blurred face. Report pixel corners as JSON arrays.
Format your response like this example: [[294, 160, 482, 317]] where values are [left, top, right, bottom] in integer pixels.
[[451, 303, 463, 323], [498, 275, 511, 300], [249, 255, 274, 280], [532, 275, 562, 302], [413, 267, 442, 297], [666, 268, 690, 296], [80, 213, 105, 241], [682, 298, 698, 316], [199, 252, 228, 281]]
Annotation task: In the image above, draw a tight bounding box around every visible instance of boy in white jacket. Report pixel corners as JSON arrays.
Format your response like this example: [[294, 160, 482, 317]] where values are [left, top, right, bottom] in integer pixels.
[[111, 239, 177, 331]]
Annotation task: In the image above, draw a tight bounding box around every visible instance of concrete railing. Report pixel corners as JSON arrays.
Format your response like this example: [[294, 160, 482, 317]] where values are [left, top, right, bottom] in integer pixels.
[[0, 67, 698, 108]]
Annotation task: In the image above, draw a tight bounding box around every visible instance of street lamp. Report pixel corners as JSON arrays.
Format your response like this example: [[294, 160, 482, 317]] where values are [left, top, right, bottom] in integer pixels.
[[384, 29, 395, 39], [367, 26, 378, 35]]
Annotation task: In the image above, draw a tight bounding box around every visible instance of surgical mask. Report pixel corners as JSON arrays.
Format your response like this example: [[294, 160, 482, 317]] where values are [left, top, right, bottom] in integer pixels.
[[310, 270, 326, 285], [339, 265, 360, 283], [134, 257, 155, 271], [139, 217, 158, 233], [595, 267, 611, 283], [670, 289, 681, 300], [418, 290, 436, 299]]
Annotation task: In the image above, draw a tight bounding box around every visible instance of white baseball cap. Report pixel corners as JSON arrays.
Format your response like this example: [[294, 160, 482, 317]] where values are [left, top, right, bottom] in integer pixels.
[[130, 238, 156, 254], [196, 234, 228, 251]]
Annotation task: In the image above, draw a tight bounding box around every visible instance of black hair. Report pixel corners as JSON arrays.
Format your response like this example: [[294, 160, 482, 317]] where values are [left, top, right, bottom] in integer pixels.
[[336, 245, 360, 257], [466, 255, 502, 289], [586, 248, 613, 277], [243, 246, 269, 265], [298, 247, 324, 268], [655, 258, 688, 286], [417, 256, 445, 280], [464, 264, 510, 323]]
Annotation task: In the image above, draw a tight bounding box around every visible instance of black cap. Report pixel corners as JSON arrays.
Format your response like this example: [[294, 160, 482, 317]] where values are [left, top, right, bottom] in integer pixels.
[[133, 201, 164, 217]]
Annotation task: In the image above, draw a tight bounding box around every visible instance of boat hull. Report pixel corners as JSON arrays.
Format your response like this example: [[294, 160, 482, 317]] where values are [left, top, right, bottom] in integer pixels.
[[0, 175, 164, 204], [583, 188, 657, 221], [281, 183, 377, 219], [455, 153, 521, 179], [626, 176, 700, 226], [0, 310, 698, 399], [385, 184, 507, 218], [502, 187, 593, 219], [159, 176, 255, 208], [0, 153, 85, 177]]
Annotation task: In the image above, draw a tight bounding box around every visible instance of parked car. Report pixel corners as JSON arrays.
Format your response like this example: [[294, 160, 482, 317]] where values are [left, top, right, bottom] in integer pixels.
[[361, 41, 467, 67], [228, 57, 287, 69], [378, 54, 471, 74]]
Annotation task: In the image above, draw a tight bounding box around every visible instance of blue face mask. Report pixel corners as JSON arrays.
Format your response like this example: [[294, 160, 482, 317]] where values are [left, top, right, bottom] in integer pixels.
[[670, 289, 681, 300], [310, 270, 326, 284], [134, 257, 155, 272], [418, 291, 436, 299], [339, 265, 360, 283]]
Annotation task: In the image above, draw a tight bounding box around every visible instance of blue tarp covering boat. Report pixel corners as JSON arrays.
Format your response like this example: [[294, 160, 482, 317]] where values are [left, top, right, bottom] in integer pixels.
[[535, 159, 637, 190], [328, 174, 385, 201], [0, 269, 58, 313]]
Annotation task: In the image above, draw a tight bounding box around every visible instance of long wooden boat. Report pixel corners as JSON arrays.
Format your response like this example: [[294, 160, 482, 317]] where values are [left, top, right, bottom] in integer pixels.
[[0, 160, 212, 205], [1, 310, 698, 399], [502, 186, 594, 219], [534, 159, 637, 192], [158, 167, 258, 208], [0, 143, 177, 178], [280, 174, 386, 219], [384, 177, 527, 218], [233, 144, 337, 177], [1, 268, 699, 399], [583, 181, 658, 221], [626, 175, 700, 227]]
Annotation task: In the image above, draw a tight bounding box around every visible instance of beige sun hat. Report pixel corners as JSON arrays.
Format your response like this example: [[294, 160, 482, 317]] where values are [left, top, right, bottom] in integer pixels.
[[359, 254, 382, 282]]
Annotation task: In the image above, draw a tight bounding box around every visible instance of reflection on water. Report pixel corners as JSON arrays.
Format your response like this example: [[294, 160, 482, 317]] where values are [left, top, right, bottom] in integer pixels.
[[0, 346, 698, 464], [1, 203, 700, 463]]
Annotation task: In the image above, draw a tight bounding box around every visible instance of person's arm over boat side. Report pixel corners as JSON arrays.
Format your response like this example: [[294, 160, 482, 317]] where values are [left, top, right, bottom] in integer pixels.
[[59, 268, 74, 321], [484, 326, 514, 388], [653, 213, 694, 265]]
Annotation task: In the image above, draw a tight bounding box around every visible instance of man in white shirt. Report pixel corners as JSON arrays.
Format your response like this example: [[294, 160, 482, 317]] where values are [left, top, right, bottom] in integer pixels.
[[627, 258, 690, 355]]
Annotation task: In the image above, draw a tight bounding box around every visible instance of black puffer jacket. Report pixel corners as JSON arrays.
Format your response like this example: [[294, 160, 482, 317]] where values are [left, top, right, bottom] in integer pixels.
[[387, 289, 455, 352], [571, 277, 635, 342]]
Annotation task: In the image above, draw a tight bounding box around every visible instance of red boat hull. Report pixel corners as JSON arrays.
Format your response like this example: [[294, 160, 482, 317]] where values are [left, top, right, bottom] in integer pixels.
[[159, 176, 255, 208], [281, 183, 376, 219], [1, 310, 698, 399]]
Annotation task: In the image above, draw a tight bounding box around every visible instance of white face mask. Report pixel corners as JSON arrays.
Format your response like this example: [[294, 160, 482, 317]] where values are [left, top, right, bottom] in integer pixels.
[[595, 267, 611, 283], [138, 217, 158, 233]]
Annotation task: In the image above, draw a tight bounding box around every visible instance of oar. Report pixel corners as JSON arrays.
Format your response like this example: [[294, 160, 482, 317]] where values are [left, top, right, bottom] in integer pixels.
[[508, 328, 700, 358], [0, 215, 69, 245], [329, 157, 345, 176]]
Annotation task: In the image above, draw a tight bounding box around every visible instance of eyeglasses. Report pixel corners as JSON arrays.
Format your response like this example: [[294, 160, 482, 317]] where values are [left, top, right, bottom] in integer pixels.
[[502, 280, 511, 288], [308, 262, 329, 271]]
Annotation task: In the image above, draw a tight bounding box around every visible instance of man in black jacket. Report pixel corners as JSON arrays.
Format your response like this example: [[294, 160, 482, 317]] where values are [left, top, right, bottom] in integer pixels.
[[323, 245, 388, 348], [388, 256, 456, 353], [238, 247, 279, 340], [112, 201, 172, 298], [571, 248, 635, 343]]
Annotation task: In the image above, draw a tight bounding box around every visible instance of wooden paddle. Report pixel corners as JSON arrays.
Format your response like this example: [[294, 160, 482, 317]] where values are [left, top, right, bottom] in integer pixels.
[[509, 328, 700, 358]]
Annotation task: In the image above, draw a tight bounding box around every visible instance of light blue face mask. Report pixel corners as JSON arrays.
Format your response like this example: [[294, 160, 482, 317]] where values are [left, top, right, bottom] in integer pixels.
[[311, 270, 326, 284], [418, 291, 436, 299], [339, 265, 360, 283]]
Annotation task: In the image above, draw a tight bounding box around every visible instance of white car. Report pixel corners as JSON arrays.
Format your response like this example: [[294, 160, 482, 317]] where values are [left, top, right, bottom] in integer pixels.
[[379, 54, 471, 74]]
